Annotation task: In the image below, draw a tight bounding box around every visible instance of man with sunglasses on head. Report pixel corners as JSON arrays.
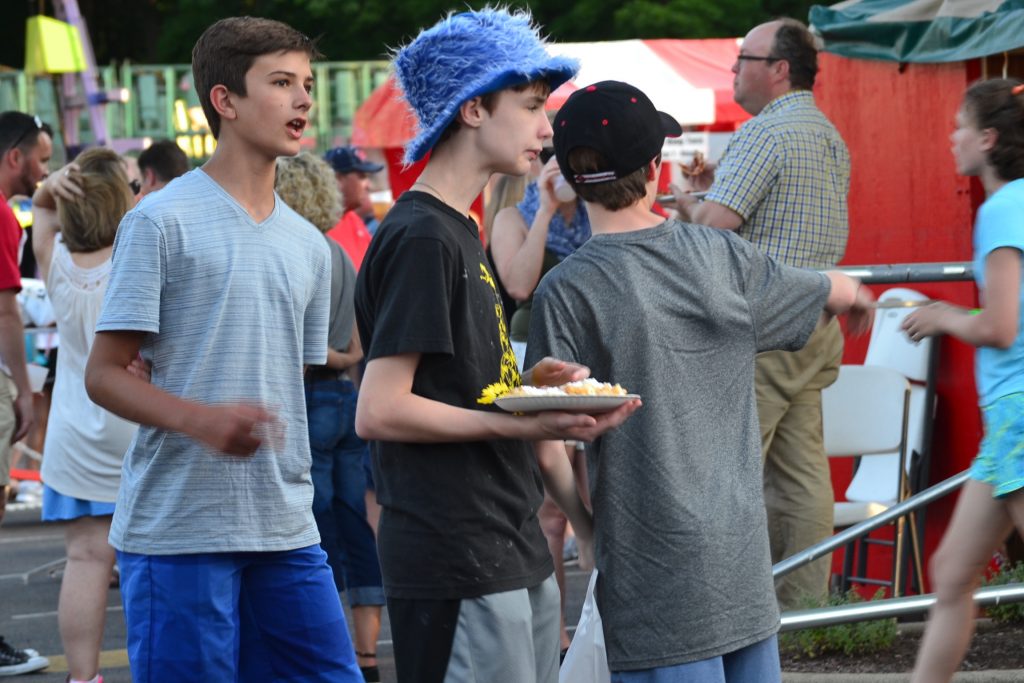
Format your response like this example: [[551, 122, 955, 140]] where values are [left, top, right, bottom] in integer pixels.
[[671, 19, 850, 611], [0, 111, 52, 676]]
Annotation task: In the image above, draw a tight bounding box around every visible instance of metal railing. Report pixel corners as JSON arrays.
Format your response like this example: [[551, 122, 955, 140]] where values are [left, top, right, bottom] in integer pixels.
[[833, 261, 973, 284], [771, 468, 1024, 632], [772, 470, 971, 580], [780, 583, 1024, 632]]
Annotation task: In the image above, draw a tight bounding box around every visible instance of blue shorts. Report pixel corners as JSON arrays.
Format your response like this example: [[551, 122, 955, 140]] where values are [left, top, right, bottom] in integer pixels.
[[117, 544, 362, 682], [970, 392, 1024, 498], [42, 483, 115, 521], [611, 635, 781, 683]]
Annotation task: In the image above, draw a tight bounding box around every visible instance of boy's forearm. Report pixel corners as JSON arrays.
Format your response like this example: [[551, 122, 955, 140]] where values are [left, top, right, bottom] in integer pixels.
[[534, 440, 592, 540], [357, 355, 639, 445], [85, 358, 197, 435], [356, 388, 535, 443]]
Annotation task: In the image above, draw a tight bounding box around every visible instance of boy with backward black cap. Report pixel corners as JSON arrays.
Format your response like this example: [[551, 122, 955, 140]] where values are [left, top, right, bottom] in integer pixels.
[[526, 80, 876, 681]]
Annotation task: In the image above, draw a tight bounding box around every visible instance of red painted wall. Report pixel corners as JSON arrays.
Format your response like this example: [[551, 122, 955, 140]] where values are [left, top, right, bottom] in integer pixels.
[[815, 54, 985, 592]]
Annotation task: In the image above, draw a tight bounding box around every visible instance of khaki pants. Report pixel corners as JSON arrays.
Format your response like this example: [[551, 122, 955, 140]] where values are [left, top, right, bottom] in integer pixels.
[[0, 372, 16, 488], [757, 318, 843, 610]]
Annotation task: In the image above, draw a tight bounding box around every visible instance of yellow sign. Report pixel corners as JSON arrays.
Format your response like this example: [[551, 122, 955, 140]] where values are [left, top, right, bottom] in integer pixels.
[[24, 15, 87, 74]]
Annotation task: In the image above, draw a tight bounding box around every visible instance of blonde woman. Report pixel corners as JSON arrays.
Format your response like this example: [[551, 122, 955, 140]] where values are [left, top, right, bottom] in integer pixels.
[[483, 173, 527, 324], [276, 152, 384, 682], [33, 148, 139, 683]]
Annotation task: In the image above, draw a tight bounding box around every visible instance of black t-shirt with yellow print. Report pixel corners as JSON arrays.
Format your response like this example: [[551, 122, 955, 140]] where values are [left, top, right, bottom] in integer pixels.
[[354, 190, 553, 600]]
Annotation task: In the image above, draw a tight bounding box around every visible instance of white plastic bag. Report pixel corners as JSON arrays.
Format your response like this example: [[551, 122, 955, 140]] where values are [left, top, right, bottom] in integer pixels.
[[560, 570, 611, 683]]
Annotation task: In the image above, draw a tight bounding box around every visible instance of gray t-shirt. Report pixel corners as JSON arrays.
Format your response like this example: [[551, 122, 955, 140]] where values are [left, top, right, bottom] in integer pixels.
[[526, 219, 829, 671], [325, 236, 357, 351], [97, 169, 331, 554]]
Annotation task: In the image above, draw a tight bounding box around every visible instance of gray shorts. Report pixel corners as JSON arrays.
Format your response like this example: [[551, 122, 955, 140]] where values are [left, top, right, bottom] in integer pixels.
[[388, 574, 560, 683]]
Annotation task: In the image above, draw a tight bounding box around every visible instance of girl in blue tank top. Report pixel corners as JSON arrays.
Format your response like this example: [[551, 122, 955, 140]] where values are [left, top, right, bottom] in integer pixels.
[[903, 78, 1024, 683]]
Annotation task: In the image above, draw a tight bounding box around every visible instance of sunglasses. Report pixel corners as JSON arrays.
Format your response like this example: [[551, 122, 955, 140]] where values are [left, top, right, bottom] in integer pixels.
[[539, 148, 555, 164], [129, 179, 142, 195], [7, 115, 43, 153]]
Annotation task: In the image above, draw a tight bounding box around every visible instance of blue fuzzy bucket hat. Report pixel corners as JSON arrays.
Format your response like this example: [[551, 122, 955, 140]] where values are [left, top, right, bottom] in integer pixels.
[[394, 7, 579, 164]]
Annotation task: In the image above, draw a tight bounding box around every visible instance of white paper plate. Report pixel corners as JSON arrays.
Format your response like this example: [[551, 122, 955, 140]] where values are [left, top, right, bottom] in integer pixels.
[[494, 394, 641, 414]]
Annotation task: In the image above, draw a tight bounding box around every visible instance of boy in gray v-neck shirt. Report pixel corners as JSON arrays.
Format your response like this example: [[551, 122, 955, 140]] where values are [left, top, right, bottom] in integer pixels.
[[525, 81, 875, 679]]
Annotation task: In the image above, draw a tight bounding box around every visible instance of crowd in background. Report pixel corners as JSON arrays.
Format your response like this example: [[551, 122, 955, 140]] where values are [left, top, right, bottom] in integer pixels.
[[0, 7, 1022, 683]]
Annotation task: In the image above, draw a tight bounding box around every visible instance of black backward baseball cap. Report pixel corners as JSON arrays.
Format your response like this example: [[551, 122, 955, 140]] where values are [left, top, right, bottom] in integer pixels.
[[553, 81, 681, 185]]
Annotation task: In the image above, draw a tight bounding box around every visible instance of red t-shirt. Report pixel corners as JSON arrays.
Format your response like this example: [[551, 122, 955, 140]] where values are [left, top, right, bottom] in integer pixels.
[[325, 210, 372, 271], [0, 195, 23, 292]]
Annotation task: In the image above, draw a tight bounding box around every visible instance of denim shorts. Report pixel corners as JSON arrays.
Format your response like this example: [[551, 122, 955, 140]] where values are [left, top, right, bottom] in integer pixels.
[[970, 392, 1024, 498], [42, 483, 115, 521]]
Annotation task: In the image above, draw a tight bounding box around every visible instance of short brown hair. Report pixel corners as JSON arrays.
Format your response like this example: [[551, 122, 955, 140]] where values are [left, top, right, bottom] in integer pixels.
[[192, 17, 320, 138], [771, 18, 818, 91], [138, 140, 190, 183], [436, 80, 551, 150], [58, 148, 133, 253], [566, 147, 654, 211]]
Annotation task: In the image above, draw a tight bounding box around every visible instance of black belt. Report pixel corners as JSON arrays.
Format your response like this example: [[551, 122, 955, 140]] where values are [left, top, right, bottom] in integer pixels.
[[305, 366, 350, 382]]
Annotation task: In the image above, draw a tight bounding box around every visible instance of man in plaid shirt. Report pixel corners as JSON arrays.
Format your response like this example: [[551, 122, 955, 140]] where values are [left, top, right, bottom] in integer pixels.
[[674, 17, 850, 610]]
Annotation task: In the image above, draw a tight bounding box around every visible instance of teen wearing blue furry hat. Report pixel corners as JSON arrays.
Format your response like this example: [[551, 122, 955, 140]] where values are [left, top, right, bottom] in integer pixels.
[[354, 7, 640, 683], [395, 7, 578, 164]]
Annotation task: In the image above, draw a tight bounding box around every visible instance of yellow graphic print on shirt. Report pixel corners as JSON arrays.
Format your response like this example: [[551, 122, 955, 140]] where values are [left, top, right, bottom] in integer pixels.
[[477, 261, 521, 404]]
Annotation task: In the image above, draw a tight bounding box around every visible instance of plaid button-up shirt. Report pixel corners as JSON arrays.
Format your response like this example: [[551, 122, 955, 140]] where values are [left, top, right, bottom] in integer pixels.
[[706, 90, 850, 269]]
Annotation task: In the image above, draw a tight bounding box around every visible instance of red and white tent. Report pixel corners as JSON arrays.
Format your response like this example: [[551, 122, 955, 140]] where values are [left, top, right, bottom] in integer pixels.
[[352, 37, 748, 152], [546, 38, 748, 131]]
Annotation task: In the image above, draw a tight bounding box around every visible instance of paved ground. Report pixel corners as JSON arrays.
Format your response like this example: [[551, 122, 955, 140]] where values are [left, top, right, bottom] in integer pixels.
[[0, 505, 589, 682], [6, 506, 1022, 683]]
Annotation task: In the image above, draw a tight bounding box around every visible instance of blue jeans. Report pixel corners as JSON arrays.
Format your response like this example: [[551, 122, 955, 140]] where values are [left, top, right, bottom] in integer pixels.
[[117, 545, 362, 682], [306, 378, 385, 607], [611, 635, 781, 683]]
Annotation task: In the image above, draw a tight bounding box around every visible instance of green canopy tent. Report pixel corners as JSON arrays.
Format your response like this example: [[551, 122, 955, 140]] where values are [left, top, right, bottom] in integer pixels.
[[810, 0, 1024, 62]]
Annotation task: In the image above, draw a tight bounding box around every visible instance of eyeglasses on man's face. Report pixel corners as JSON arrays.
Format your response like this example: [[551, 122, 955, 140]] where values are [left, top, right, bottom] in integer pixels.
[[129, 179, 142, 195], [735, 54, 782, 65], [7, 115, 43, 153]]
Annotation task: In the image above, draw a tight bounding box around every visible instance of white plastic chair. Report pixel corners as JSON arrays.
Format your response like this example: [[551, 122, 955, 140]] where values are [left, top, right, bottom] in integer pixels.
[[823, 364, 914, 594], [841, 287, 936, 512], [848, 288, 937, 593]]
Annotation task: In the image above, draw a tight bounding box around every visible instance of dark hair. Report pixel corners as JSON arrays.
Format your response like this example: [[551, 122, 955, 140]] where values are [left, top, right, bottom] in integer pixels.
[[137, 140, 190, 183], [771, 18, 818, 90], [0, 111, 53, 156], [962, 79, 1024, 182], [436, 80, 552, 149], [566, 147, 656, 211], [191, 17, 320, 138]]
